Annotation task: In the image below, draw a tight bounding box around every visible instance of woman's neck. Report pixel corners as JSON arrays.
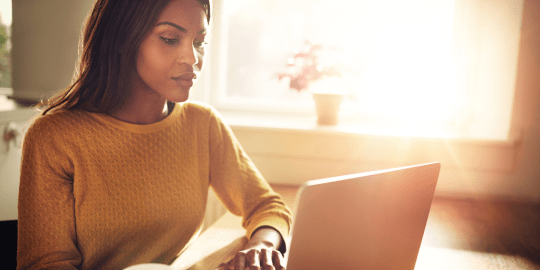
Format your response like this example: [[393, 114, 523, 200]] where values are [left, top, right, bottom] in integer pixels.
[[109, 82, 171, 125], [110, 101, 170, 125]]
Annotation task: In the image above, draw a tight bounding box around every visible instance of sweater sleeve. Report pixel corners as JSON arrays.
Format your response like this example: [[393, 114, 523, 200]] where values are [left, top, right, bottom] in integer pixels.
[[207, 108, 292, 253], [17, 115, 82, 270]]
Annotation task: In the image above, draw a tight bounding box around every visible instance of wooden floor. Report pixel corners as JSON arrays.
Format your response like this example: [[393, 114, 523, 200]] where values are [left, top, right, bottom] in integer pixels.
[[272, 184, 540, 269], [422, 197, 540, 266]]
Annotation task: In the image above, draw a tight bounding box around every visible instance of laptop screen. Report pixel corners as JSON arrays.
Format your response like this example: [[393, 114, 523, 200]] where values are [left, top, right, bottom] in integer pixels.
[[285, 162, 440, 270]]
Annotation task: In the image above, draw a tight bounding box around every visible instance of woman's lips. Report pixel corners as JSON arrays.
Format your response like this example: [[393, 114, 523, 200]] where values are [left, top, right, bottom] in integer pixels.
[[173, 73, 197, 88], [173, 72, 197, 80]]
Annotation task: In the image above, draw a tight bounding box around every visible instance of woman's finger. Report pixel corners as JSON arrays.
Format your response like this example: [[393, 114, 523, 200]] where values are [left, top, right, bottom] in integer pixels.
[[217, 260, 233, 270], [233, 252, 246, 270], [216, 262, 228, 270], [245, 249, 261, 269], [260, 249, 275, 270], [271, 250, 285, 270]]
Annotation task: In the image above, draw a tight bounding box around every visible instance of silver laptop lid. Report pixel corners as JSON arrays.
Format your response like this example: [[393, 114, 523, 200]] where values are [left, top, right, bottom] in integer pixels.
[[286, 162, 440, 270]]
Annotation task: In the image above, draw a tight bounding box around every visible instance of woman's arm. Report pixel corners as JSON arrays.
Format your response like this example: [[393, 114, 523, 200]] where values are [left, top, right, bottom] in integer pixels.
[[17, 116, 81, 270], [206, 106, 292, 269]]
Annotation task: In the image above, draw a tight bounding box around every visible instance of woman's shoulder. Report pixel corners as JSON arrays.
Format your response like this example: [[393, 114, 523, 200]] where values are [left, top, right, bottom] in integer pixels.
[[26, 108, 95, 136]]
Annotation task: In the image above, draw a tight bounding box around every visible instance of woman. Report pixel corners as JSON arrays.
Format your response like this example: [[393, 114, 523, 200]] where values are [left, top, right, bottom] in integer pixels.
[[17, 0, 292, 269]]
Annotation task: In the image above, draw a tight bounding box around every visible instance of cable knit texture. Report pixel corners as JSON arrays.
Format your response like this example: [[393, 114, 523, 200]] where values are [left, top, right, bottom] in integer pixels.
[[17, 102, 292, 270]]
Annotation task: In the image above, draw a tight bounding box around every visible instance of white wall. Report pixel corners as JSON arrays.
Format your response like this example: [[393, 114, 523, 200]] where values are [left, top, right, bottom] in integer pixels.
[[0, 108, 37, 220], [506, 0, 540, 202], [11, 0, 95, 101], [227, 121, 534, 202]]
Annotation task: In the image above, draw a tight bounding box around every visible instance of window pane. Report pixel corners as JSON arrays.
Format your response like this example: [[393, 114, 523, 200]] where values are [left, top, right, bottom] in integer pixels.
[[219, 0, 457, 122], [0, 0, 11, 89], [222, 0, 316, 105], [208, 0, 522, 139]]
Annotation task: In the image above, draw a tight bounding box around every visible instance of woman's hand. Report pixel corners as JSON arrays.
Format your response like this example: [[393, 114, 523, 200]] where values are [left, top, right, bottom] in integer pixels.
[[217, 227, 286, 270], [217, 245, 285, 270]]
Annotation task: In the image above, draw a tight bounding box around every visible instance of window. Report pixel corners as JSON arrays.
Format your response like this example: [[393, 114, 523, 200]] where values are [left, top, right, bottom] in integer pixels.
[[195, 0, 524, 140], [0, 0, 11, 90]]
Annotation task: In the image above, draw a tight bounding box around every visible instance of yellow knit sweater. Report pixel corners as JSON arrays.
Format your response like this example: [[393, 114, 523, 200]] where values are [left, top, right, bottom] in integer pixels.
[[17, 102, 292, 270]]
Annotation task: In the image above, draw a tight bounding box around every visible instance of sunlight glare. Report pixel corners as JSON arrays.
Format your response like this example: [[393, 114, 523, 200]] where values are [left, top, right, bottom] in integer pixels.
[[0, 0, 11, 26], [357, 0, 456, 129], [295, 0, 458, 136]]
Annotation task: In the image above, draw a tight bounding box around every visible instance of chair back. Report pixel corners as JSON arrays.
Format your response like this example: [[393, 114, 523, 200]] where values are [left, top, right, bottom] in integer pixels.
[[0, 220, 18, 270]]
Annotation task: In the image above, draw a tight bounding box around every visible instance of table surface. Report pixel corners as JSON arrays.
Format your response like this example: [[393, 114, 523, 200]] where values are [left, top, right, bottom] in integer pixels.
[[170, 184, 540, 270]]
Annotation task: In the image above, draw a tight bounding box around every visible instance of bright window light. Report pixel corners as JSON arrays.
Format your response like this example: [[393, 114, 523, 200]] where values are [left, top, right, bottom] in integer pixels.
[[0, 1, 11, 26], [199, 0, 523, 140], [0, 0, 12, 90]]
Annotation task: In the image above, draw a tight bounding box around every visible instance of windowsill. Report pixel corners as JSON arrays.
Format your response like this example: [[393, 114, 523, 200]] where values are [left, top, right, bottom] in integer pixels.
[[220, 110, 520, 176], [221, 111, 520, 147], [0, 90, 38, 123], [0, 88, 17, 112]]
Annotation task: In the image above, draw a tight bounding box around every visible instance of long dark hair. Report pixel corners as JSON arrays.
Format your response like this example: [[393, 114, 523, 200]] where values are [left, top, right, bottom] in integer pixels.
[[39, 0, 211, 116]]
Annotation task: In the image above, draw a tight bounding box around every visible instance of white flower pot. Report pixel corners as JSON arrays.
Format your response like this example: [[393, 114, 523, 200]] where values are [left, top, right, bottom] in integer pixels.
[[312, 92, 344, 125]]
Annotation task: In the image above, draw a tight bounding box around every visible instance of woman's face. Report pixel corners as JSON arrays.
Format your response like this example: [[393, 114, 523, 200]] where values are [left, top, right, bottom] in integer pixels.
[[134, 0, 208, 103]]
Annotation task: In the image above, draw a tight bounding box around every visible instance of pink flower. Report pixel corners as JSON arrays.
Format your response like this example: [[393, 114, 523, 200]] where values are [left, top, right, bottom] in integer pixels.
[[276, 42, 348, 92]]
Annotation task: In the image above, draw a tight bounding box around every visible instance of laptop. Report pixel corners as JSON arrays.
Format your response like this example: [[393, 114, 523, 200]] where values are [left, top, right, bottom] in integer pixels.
[[284, 162, 440, 270]]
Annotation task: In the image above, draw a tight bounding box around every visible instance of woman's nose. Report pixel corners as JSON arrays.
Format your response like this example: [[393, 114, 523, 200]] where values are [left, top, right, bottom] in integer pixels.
[[178, 42, 199, 66]]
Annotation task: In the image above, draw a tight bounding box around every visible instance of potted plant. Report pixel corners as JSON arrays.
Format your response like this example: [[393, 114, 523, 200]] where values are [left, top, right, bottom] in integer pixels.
[[276, 41, 352, 125]]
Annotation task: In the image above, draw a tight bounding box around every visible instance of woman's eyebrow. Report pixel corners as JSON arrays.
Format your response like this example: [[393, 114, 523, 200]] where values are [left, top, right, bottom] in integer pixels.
[[156, 21, 187, 32], [156, 21, 207, 34]]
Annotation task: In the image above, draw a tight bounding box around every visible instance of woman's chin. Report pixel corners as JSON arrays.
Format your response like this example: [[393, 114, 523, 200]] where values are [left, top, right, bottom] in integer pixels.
[[167, 91, 191, 103]]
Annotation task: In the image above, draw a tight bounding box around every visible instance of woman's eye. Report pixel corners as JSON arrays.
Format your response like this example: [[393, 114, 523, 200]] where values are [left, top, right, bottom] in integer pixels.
[[160, 36, 178, 45], [194, 40, 208, 49]]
